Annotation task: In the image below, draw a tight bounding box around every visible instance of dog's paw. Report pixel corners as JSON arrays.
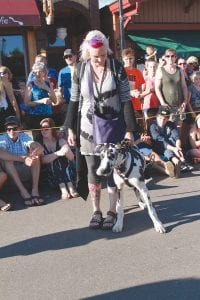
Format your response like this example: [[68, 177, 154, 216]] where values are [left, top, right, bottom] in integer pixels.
[[112, 222, 123, 233], [154, 223, 166, 234], [138, 201, 146, 210]]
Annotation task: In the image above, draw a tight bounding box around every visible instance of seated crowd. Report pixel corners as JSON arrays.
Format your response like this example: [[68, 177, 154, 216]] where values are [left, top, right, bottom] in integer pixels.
[[0, 45, 200, 213]]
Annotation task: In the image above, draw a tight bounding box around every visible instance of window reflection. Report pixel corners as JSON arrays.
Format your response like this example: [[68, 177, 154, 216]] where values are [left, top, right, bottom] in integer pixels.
[[49, 37, 66, 48], [0, 35, 25, 82]]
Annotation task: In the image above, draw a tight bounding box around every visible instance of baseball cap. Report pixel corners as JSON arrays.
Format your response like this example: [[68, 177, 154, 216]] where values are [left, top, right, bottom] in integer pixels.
[[157, 106, 170, 117], [4, 116, 20, 127], [186, 56, 199, 65], [63, 49, 75, 58]]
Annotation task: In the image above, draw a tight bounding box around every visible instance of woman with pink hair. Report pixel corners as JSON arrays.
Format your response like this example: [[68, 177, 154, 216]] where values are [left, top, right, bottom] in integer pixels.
[[64, 30, 137, 230]]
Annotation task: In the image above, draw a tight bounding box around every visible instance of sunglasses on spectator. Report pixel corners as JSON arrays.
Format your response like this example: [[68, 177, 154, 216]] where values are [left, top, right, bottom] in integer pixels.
[[6, 127, 18, 132], [178, 62, 186, 65], [64, 55, 73, 59], [32, 70, 43, 74], [165, 55, 176, 58], [40, 126, 50, 130]]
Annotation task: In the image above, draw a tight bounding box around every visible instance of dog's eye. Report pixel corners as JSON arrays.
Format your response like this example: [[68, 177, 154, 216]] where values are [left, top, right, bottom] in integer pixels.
[[108, 151, 115, 159]]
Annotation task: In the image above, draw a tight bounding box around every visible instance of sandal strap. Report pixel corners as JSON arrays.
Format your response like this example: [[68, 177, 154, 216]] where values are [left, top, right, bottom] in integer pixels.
[[93, 210, 102, 216], [107, 210, 116, 218]]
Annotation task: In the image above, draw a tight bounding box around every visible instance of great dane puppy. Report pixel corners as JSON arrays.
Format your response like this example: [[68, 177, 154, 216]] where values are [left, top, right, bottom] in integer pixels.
[[96, 142, 166, 234]]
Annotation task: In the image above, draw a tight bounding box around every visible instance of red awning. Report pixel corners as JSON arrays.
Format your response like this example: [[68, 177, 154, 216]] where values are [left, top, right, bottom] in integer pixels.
[[0, 0, 41, 27]]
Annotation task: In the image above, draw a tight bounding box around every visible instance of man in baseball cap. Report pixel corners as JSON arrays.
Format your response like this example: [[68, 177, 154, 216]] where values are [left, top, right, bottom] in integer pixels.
[[0, 116, 45, 207], [157, 106, 170, 117], [63, 48, 75, 58], [4, 116, 20, 127], [149, 106, 188, 178], [58, 48, 77, 121]]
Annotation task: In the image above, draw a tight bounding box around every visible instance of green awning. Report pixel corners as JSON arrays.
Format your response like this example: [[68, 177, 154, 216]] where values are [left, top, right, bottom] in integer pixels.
[[128, 31, 200, 58]]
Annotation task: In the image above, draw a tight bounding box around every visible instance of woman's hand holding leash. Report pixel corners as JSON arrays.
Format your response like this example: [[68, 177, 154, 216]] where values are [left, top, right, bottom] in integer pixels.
[[124, 132, 134, 146]]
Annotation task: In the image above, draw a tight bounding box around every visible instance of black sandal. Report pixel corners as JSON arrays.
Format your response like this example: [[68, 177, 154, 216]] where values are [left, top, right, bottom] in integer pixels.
[[102, 211, 117, 230], [23, 197, 35, 207], [31, 195, 45, 206], [89, 211, 103, 229]]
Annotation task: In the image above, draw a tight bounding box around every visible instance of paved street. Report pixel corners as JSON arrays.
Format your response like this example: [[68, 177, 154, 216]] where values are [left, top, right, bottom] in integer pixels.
[[0, 167, 200, 300]]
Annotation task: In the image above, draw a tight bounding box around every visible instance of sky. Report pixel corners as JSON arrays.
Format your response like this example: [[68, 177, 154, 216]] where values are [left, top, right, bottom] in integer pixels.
[[99, 0, 115, 8]]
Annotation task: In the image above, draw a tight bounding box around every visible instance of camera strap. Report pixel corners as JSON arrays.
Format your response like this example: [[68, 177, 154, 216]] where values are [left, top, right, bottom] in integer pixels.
[[90, 62, 107, 103]]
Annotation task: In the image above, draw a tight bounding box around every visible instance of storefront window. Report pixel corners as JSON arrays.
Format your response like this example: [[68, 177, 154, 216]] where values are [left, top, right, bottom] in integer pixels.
[[0, 35, 26, 83]]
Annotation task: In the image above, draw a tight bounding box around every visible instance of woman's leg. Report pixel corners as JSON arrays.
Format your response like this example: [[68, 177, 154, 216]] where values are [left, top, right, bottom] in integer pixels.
[[101, 173, 118, 230], [66, 181, 79, 198], [59, 182, 70, 199], [85, 155, 102, 228]]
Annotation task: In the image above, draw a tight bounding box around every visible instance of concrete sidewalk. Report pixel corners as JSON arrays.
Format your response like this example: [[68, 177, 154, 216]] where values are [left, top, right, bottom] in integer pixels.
[[0, 167, 200, 300]]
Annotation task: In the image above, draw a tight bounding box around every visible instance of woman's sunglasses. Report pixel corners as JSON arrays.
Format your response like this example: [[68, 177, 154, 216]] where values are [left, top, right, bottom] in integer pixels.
[[40, 126, 50, 131]]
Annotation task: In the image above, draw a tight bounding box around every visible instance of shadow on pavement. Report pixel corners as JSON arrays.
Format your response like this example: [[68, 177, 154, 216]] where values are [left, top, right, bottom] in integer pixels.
[[0, 188, 61, 211], [81, 278, 200, 300], [0, 193, 199, 258]]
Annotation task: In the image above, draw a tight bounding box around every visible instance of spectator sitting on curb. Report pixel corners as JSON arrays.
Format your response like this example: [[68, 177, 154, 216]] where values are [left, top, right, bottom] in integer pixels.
[[0, 150, 34, 211], [149, 106, 193, 178], [0, 116, 44, 207], [135, 133, 175, 178], [37, 117, 78, 199]]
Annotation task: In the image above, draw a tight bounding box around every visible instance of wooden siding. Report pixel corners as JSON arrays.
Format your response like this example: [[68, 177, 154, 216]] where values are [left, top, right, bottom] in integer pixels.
[[132, 0, 200, 24]]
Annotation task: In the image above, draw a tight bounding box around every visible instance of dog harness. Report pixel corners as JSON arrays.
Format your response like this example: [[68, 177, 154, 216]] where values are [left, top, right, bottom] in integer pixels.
[[115, 148, 136, 187]]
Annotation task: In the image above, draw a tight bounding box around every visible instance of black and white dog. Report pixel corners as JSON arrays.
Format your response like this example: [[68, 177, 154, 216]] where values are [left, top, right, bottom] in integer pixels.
[[96, 142, 166, 234]]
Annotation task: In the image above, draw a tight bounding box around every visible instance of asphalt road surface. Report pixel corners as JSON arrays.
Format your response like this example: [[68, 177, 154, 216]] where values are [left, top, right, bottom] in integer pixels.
[[0, 166, 200, 300]]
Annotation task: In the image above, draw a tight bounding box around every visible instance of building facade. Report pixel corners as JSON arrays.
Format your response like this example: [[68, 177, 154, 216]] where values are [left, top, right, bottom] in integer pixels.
[[0, 0, 100, 82], [101, 0, 200, 60]]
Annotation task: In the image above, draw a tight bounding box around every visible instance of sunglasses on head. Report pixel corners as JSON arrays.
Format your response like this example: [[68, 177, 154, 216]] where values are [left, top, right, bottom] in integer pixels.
[[6, 126, 18, 132]]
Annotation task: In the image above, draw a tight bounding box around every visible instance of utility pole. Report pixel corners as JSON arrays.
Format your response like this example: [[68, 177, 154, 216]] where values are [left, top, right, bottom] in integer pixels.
[[118, 0, 125, 51]]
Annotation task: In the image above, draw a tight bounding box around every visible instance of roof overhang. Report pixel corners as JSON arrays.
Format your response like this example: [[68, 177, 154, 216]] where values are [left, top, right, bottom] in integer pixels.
[[0, 0, 41, 27]]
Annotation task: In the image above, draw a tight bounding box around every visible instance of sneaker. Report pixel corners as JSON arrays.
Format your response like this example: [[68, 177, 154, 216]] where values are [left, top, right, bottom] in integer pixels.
[[180, 162, 188, 172], [180, 162, 194, 172], [164, 161, 175, 177], [185, 163, 194, 171], [174, 160, 181, 178]]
